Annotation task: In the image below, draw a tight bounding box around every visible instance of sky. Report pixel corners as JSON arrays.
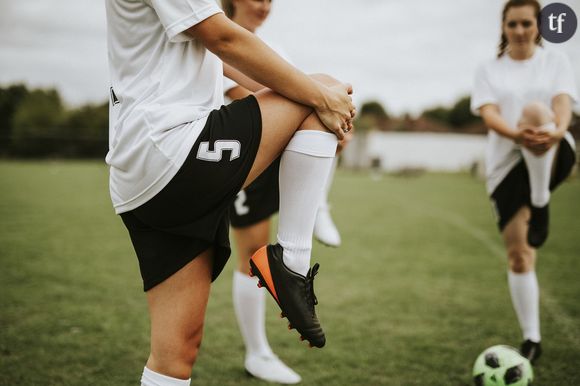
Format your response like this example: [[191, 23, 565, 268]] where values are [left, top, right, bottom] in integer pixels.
[[0, 0, 579, 115]]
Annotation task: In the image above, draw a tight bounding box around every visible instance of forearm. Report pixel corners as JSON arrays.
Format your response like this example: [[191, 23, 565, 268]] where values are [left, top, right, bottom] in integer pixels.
[[552, 94, 573, 138], [480, 105, 518, 141], [220, 33, 328, 109], [224, 63, 264, 93], [189, 14, 328, 110]]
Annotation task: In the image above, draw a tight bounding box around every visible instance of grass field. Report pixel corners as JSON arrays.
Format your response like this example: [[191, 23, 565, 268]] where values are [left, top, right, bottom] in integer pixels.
[[1, 161, 579, 386]]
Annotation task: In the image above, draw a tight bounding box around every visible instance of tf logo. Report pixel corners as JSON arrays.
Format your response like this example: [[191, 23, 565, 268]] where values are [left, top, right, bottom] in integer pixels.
[[539, 3, 577, 43]]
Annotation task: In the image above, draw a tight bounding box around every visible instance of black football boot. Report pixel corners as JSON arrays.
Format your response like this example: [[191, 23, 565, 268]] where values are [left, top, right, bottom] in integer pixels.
[[249, 244, 325, 348], [528, 204, 549, 248], [520, 339, 542, 364]]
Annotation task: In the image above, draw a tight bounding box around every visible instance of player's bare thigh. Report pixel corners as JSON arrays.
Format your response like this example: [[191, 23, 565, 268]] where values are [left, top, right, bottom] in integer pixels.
[[244, 74, 342, 188], [502, 206, 536, 272]]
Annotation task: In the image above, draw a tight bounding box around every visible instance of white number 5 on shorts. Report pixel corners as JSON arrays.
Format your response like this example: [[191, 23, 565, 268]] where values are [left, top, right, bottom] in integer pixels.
[[196, 140, 241, 162]]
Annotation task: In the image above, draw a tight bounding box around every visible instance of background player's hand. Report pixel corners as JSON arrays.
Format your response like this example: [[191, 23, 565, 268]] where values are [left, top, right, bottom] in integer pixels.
[[337, 126, 354, 153], [315, 83, 355, 140], [518, 123, 560, 156]]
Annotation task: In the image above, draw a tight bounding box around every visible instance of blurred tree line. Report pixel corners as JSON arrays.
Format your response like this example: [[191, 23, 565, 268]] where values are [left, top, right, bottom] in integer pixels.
[[422, 96, 481, 129], [356, 96, 580, 137], [0, 84, 108, 158], [1, 84, 578, 158], [355, 96, 484, 133]]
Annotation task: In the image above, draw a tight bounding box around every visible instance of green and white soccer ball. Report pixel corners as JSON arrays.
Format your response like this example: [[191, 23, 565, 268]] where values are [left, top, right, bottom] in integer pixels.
[[472, 345, 533, 386]]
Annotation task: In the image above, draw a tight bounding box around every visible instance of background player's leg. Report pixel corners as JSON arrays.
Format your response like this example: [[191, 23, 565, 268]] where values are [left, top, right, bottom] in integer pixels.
[[502, 206, 542, 361], [143, 249, 213, 383], [232, 221, 301, 383], [519, 102, 558, 247], [519, 102, 557, 208], [314, 157, 342, 247], [232, 221, 272, 357]]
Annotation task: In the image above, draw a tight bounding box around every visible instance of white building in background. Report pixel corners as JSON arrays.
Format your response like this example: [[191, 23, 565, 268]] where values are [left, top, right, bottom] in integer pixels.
[[341, 132, 487, 173]]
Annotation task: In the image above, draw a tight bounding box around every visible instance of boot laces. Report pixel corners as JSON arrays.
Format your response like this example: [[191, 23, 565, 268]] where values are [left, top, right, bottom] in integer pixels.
[[305, 263, 320, 307]]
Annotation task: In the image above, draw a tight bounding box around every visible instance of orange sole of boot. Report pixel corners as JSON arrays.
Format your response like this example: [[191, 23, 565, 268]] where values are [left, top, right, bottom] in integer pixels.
[[249, 246, 280, 305]]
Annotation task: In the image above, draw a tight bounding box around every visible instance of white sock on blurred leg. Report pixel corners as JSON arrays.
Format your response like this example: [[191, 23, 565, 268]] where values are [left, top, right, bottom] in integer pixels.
[[508, 271, 541, 342], [521, 122, 557, 207], [232, 271, 273, 358], [320, 157, 337, 210], [141, 367, 190, 386]]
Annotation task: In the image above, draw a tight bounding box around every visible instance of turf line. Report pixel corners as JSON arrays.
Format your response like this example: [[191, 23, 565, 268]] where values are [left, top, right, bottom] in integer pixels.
[[401, 200, 580, 348]]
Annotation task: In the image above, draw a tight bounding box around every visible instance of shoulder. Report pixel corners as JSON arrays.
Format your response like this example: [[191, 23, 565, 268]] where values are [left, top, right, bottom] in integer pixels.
[[540, 47, 564, 58], [541, 47, 571, 64], [536, 47, 574, 72]]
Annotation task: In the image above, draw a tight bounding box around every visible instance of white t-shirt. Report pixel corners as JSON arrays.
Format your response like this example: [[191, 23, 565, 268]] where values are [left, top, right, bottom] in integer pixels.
[[105, 0, 224, 214], [471, 48, 578, 194]]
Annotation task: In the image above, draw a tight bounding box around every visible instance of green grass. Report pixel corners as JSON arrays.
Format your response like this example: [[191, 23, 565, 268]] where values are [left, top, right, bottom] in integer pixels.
[[1, 161, 579, 385]]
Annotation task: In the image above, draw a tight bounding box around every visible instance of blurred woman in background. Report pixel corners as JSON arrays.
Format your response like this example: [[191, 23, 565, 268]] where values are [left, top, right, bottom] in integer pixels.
[[471, 0, 577, 364], [222, 0, 352, 383]]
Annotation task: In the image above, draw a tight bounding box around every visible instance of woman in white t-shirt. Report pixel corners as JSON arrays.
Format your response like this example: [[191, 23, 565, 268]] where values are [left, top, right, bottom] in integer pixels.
[[106, 0, 355, 384], [471, 0, 577, 364], [221, 1, 353, 384], [222, 0, 298, 384]]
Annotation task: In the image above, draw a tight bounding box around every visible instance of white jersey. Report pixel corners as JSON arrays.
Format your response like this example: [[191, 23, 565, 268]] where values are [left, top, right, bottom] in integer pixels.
[[471, 48, 578, 194], [105, 0, 224, 214]]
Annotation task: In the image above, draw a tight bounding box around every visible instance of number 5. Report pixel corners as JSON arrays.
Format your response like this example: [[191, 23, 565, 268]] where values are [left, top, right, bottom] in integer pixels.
[[196, 140, 241, 162]]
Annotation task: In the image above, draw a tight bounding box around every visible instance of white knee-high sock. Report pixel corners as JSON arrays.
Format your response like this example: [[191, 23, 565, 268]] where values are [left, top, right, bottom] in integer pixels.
[[521, 122, 557, 207], [141, 367, 190, 386], [277, 130, 338, 275], [508, 271, 541, 342], [233, 271, 273, 358]]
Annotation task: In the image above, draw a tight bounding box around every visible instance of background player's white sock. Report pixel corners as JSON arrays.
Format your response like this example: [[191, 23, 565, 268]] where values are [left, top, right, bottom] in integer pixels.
[[141, 367, 190, 386], [277, 130, 338, 276], [319, 157, 337, 211], [233, 271, 274, 358], [314, 156, 342, 247], [521, 122, 557, 207], [508, 271, 541, 342]]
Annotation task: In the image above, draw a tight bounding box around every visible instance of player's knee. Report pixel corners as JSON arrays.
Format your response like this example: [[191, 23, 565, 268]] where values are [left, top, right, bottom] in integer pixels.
[[507, 247, 533, 273], [521, 101, 553, 126], [168, 331, 204, 373], [150, 328, 204, 377], [180, 334, 203, 367]]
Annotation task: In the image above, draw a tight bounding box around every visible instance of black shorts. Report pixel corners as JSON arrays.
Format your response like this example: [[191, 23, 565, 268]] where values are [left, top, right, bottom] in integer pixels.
[[230, 157, 280, 228], [120, 95, 262, 291], [490, 138, 576, 231]]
